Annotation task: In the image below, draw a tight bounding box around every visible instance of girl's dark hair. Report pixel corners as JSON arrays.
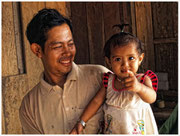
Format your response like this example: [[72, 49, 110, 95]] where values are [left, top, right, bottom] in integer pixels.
[[26, 8, 73, 51], [104, 24, 143, 59]]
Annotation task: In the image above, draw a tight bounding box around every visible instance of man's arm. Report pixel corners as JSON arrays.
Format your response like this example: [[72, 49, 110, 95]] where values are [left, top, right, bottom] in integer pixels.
[[80, 85, 106, 122], [70, 85, 106, 134], [19, 98, 42, 134]]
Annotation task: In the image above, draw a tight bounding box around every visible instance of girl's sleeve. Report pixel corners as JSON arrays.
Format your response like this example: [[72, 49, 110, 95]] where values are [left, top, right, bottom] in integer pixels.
[[102, 72, 112, 89], [139, 70, 158, 92]]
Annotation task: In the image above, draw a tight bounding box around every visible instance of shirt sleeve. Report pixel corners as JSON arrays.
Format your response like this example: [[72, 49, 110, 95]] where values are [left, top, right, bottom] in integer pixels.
[[19, 96, 42, 134], [159, 104, 178, 134]]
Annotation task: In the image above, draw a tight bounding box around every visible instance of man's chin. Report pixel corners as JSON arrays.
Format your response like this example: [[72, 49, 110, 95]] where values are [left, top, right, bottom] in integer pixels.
[[62, 64, 73, 74], [57, 61, 73, 73]]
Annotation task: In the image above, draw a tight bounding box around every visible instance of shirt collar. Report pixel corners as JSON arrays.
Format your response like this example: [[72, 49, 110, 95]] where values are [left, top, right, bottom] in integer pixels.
[[66, 62, 78, 81], [40, 73, 54, 93]]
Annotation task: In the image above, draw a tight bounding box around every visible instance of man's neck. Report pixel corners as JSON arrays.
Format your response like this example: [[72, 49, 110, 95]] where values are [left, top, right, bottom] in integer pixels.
[[44, 72, 67, 89]]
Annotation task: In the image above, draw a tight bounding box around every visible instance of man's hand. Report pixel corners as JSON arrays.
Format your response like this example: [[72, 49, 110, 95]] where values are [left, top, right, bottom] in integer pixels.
[[69, 123, 83, 134]]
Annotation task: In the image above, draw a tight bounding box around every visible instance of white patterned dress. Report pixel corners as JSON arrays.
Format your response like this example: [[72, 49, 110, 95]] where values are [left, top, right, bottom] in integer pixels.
[[102, 70, 158, 134]]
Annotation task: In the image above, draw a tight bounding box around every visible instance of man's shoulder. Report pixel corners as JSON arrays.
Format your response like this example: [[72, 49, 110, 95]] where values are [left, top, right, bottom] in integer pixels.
[[22, 82, 41, 102], [77, 64, 109, 73], [19, 82, 41, 114]]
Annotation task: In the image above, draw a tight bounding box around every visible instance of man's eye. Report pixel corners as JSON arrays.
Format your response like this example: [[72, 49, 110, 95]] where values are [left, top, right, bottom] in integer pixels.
[[115, 58, 121, 61], [68, 43, 74, 47], [129, 57, 134, 60], [53, 45, 62, 49]]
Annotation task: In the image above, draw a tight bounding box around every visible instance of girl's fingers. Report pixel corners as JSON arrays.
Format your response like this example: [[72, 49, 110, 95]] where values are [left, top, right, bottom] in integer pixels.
[[70, 128, 77, 134], [77, 123, 84, 134], [123, 77, 133, 83], [128, 71, 134, 77], [123, 71, 135, 83], [124, 81, 132, 88]]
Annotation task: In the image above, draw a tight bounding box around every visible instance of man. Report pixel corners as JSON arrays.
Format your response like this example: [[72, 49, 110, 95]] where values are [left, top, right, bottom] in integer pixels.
[[19, 8, 109, 134]]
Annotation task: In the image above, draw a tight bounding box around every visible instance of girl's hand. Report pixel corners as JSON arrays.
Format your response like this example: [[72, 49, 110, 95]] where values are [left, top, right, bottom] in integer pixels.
[[122, 71, 142, 93], [69, 128, 77, 134], [121, 70, 157, 103], [69, 123, 83, 134]]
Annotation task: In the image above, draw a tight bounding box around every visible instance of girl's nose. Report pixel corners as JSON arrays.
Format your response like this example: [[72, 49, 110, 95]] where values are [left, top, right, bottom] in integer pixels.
[[121, 60, 129, 67]]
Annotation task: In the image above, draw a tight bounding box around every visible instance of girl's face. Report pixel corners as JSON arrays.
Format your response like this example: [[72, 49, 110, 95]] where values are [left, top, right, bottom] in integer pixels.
[[106, 43, 144, 79]]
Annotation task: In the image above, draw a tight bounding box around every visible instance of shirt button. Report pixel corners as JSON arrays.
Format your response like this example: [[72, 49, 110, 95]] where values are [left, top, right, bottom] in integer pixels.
[[66, 107, 69, 111]]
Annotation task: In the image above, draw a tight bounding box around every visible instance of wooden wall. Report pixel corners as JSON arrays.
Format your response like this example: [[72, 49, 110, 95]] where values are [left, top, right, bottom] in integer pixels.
[[152, 2, 178, 90], [151, 2, 178, 128], [2, 2, 70, 134], [2, 1, 178, 134]]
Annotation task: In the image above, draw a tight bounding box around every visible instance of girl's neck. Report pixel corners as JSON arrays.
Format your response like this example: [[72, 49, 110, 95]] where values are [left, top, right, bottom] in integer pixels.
[[113, 76, 124, 90]]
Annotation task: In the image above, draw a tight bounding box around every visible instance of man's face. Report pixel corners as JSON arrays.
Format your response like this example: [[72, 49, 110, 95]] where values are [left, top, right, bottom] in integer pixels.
[[41, 23, 76, 77]]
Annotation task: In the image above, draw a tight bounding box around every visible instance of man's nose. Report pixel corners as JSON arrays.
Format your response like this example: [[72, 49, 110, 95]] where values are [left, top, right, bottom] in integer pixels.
[[62, 45, 70, 54]]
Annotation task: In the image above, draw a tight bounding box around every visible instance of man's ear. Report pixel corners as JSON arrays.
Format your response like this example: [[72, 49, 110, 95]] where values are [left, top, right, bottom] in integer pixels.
[[105, 57, 112, 69], [30, 43, 43, 58], [138, 53, 144, 66]]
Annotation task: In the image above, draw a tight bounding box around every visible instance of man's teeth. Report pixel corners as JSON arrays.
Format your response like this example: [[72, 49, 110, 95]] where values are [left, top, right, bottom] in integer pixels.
[[61, 60, 70, 63]]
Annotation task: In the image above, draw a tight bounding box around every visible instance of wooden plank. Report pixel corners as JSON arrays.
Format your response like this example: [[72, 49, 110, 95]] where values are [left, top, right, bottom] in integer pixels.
[[172, 2, 178, 38], [144, 2, 154, 71], [154, 38, 177, 44], [158, 90, 178, 98], [103, 2, 120, 41], [119, 2, 132, 33], [154, 111, 172, 120], [20, 2, 45, 89], [71, 2, 90, 64], [45, 2, 70, 17], [135, 2, 155, 72], [2, 74, 29, 134], [12, 2, 25, 74], [122, 2, 131, 26], [155, 43, 178, 90], [157, 90, 178, 102], [161, 94, 178, 102], [2, 106, 6, 134], [130, 2, 137, 36], [152, 106, 175, 112], [2, 2, 19, 76], [152, 2, 174, 39], [86, 2, 105, 65]]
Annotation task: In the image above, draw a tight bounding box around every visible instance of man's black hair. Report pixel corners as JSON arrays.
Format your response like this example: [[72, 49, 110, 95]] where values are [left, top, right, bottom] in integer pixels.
[[26, 8, 73, 51]]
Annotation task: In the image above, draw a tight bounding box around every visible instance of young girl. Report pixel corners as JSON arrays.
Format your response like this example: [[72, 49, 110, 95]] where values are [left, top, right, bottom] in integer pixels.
[[70, 24, 158, 134]]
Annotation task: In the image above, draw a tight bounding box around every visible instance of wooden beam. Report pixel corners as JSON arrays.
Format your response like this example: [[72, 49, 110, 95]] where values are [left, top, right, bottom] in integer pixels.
[[2, 2, 19, 76], [135, 2, 155, 72], [86, 2, 105, 65], [20, 2, 45, 88], [153, 38, 177, 44], [71, 2, 90, 64], [103, 2, 120, 41]]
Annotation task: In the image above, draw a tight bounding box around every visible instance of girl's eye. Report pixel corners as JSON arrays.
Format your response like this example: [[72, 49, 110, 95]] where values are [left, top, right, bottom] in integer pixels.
[[129, 57, 134, 60], [115, 58, 121, 61]]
